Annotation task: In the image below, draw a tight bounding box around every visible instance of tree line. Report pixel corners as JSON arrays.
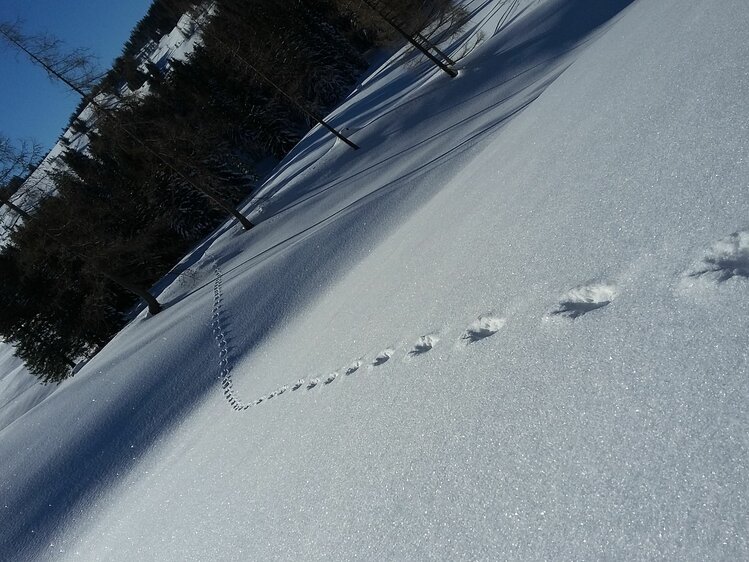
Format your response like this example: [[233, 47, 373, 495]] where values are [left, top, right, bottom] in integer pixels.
[[0, 0, 457, 383]]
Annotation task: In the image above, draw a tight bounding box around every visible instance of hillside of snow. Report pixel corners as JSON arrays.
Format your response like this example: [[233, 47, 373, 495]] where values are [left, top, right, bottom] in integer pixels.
[[1, 0, 747, 559], [0, 343, 56, 433]]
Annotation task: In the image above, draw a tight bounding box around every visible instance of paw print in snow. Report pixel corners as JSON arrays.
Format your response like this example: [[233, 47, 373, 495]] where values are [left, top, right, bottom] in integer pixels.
[[461, 316, 505, 343], [686, 229, 749, 283], [549, 283, 616, 319], [372, 348, 394, 366], [345, 360, 362, 375], [409, 334, 439, 356]]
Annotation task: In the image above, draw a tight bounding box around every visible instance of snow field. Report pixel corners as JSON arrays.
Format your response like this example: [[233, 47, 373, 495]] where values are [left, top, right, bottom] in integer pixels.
[[1, 0, 747, 560]]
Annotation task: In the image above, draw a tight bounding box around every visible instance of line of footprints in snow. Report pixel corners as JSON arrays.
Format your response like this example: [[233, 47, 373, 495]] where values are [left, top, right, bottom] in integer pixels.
[[211, 228, 749, 412]]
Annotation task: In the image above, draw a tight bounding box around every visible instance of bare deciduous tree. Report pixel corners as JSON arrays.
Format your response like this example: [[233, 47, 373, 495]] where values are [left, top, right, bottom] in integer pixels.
[[0, 135, 42, 228]]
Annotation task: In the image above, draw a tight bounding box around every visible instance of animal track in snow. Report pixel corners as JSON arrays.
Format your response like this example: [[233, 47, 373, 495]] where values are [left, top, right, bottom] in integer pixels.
[[211, 263, 251, 412], [344, 360, 362, 375], [461, 316, 505, 343], [409, 334, 439, 356], [210, 265, 637, 412], [372, 349, 395, 366], [549, 283, 617, 319], [686, 229, 749, 283]]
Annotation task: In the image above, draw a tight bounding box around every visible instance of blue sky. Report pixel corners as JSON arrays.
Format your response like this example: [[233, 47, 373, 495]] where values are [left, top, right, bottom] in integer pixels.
[[0, 0, 153, 152]]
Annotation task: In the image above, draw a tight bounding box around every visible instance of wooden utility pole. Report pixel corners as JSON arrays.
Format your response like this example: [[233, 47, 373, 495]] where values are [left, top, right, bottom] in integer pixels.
[[359, 0, 458, 78]]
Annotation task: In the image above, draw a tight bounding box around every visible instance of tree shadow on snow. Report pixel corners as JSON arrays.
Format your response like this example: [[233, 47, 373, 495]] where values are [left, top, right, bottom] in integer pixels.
[[248, 0, 636, 225]]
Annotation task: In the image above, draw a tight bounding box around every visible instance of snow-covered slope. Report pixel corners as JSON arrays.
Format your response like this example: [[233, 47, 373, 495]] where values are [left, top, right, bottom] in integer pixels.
[[1, 0, 747, 559], [0, 343, 56, 433]]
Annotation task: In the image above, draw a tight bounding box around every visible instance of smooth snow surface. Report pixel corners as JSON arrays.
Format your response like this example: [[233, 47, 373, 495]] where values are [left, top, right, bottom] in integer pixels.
[[1, 0, 748, 559]]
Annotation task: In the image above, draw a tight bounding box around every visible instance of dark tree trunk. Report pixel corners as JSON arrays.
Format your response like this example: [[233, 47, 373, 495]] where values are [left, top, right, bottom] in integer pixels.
[[359, 0, 458, 78], [103, 272, 163, 315]]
